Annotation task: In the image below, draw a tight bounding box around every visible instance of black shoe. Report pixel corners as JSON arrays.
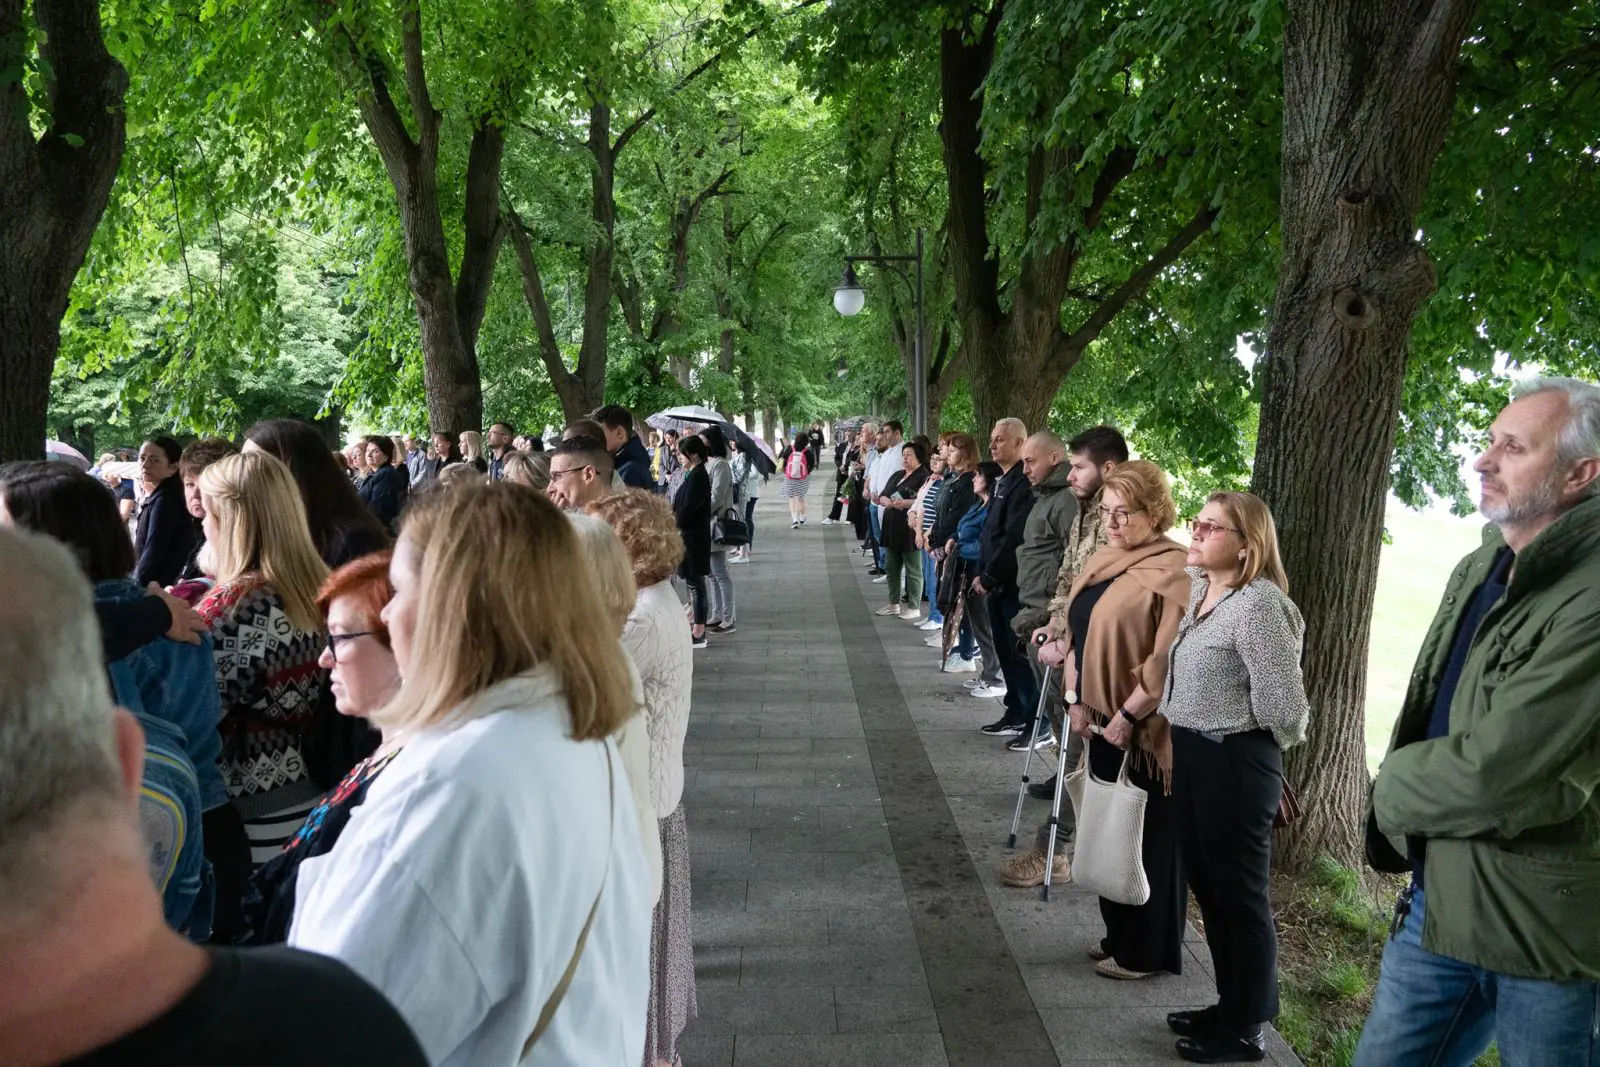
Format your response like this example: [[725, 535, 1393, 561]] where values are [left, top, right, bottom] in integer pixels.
[[1006, 731, 1054, 752], [868, 568, 886, 576], [1167, 1007, 1222, 1038], [980, 718, 1026, 736], [1027, 776, 1058, 800], [1175, 1031, 1265, 1064]]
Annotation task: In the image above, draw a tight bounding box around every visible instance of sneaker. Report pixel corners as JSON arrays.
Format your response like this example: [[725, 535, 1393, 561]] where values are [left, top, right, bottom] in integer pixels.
[[1095, 958, 1156, 981], [918, 619, 943, 631], [691, 634, 708, 649], [979, 718, 1026, 736], [798, 517, 806, 525], [791, 521, 799, 529], [708, 621, 737, 634], [871, 575, 887, 584], [820, 518, 837, 525], [874, 604, 902, 616], [899, 608, 922, 622], [963, 678, 987, 689], [997, 849, 1068, 888], [1007, 730, 1056, 752], [925, 634, 944, 648], [971, 683, 1008, 699], [945, 655, 979, 673], [1027, 775, 1058, 800]]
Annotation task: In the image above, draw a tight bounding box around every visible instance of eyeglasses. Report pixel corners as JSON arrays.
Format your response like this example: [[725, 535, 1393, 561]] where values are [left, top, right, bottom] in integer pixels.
[[548, 466, 590, 481], [1097, 505, 1146, 528], [1188, 518, 1242, 540], [325, 630, 373, 664]]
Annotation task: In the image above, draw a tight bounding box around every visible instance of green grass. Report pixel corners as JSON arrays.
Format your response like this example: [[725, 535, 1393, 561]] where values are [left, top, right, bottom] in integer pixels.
[[1363, 502, 1484, 769]]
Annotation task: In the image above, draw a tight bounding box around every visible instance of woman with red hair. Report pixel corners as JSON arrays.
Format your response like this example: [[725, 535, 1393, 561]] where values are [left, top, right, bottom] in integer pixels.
[[242, 550, 402, 944]]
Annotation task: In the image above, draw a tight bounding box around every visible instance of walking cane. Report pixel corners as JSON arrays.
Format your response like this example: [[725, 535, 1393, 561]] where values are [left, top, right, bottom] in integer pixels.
[[1006, 634, 1055, 848]]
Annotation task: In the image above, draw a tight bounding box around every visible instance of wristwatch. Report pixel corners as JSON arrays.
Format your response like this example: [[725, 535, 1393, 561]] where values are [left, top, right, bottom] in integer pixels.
[[1118, 707, 1138, 725], [1063, 689, 1079, 706]]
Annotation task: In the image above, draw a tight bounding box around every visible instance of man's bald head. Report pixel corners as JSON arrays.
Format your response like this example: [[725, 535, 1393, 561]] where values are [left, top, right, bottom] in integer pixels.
[[1021, 431, 1066, 487]]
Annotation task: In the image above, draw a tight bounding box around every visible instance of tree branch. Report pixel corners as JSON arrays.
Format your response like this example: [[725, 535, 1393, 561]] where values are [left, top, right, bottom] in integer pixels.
[[1059, 203, 1217, 356], [399, 0, 438, 152], [506, 204, 581, 408], [455, 120, 506, 355], [1082, 146, 1139, 233], [611, 0, 826, 158]]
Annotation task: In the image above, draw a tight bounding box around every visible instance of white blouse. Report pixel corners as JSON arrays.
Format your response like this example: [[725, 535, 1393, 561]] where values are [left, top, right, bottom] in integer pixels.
[[622, 581, 695, 816], [289, 669, 653, 1066]]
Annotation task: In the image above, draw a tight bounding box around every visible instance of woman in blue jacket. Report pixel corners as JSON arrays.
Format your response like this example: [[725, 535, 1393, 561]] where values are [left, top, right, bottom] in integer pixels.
[[953, 461, 1004, 691]]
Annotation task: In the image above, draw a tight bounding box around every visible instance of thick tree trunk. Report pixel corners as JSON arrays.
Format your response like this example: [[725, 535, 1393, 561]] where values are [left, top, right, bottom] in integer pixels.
[[1252, 0, 1479, 871], [0, 0, 127, 463]]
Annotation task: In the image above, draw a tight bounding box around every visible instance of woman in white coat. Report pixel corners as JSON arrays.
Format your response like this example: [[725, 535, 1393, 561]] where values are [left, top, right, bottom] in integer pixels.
[[587, 491, 696, 1067], [289, 483, 652, 1066]]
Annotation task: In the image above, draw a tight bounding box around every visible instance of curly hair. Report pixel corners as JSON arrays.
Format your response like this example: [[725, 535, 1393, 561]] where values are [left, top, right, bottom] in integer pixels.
[[585, 489, 685, 588], [1101, 459, 1178, 534]]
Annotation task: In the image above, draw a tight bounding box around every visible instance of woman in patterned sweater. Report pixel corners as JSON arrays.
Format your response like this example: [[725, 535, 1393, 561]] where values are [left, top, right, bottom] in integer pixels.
[[195, 452, 331, 933]]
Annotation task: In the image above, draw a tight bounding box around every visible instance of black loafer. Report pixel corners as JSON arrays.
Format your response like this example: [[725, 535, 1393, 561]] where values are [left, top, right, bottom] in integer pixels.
[[1175, 1031, 1265, 1063], [1027, 776, 1057, 800], [1167, 1007, 1221, 1037]]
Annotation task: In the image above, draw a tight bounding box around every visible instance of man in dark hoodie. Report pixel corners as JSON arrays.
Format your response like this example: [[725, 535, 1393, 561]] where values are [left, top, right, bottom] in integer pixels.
[[972, 417, 1037, 736], [594, 405, 655, 491]]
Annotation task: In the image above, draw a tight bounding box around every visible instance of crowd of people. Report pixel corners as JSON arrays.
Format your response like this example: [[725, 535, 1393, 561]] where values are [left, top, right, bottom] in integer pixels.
[[8, 376, 1597, 1065], [0, 404, 752, 1066], [824, 379, 1600, 1063]]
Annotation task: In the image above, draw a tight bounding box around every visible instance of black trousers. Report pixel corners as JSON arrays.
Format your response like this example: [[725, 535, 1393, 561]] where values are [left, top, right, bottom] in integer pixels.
[[1172, 726, 1283, 1030], [1090, 735, 1185, 974], [828, 473, 848, 520]]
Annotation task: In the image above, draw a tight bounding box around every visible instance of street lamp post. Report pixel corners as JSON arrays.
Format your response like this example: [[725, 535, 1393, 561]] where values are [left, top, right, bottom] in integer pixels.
[[832, 227, 926, 437]]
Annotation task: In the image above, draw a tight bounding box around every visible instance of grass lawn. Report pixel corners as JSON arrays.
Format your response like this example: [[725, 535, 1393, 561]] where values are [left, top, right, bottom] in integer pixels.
[[1364, 501, 1485, 768]]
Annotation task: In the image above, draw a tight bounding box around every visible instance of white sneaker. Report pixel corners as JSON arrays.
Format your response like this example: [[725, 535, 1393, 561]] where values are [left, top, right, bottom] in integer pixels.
[[971, 684, 1008, 699], [899, 608, 922, 622], [963, 678, 986, 689], [945, 655, 980, 673], [821, 518, 837, 525], [729, 554, 749, 564], [918, 619, 942, 631], [791, 521, 799, 529], [924, 634, 944, 648], [871, 575, 887, 584], [874, 604, 902, 616]]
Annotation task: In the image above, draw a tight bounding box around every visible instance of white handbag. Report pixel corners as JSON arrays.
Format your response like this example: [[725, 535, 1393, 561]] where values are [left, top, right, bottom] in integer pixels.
[[1064, 748, 1151, 906]]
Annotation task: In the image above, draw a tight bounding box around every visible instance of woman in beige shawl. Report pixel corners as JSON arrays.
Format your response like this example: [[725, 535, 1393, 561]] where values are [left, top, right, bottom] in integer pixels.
[[1043, 459, 1190, 980]]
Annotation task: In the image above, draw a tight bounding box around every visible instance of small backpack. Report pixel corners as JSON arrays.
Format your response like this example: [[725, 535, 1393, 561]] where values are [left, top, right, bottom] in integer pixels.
[[785, 449, 810, 480]]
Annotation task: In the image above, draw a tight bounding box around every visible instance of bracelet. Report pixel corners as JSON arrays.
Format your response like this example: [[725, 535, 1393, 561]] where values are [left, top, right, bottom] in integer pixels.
[[1118, 707, 1138, 725]]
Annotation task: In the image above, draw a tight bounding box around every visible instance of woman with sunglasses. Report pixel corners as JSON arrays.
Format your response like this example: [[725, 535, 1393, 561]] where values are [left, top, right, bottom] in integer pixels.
[[1056, 459, 1191, 982], [243, 551, 403, 945], [1160, 493, 1309, 1063]]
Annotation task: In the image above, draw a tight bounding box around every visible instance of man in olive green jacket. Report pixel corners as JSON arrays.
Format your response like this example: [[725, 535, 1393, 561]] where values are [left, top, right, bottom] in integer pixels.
[[1355, 378, 1600, 1065]]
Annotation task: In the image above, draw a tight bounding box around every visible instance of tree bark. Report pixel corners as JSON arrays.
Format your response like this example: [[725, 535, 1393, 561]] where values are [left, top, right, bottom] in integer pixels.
[[0, 0, 127, 462], [347, 0, 502, 435], [1252, 0, 1480, 871]]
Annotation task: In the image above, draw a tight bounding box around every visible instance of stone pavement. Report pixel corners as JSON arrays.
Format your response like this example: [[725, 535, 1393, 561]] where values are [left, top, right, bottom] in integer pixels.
[[676, 488, 1301, 1067]]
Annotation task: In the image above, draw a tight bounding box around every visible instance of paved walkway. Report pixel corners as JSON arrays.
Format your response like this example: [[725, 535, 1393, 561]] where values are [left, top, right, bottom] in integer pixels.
[[676, 488, 1300, 1067]]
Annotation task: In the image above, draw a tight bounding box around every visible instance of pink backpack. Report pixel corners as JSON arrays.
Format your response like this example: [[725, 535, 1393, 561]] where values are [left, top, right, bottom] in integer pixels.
[[785, 450, 810, 480]]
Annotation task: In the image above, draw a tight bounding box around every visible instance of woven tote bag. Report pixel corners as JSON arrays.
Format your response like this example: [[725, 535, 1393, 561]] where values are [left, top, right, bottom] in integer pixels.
[[1064, 748, 1151, 906]]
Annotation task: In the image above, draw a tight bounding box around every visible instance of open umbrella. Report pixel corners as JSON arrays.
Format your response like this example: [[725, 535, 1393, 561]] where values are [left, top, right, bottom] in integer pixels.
[[45, 440, 91, 470], [714, 422, 777, 476], [647, 405, 729, 435]]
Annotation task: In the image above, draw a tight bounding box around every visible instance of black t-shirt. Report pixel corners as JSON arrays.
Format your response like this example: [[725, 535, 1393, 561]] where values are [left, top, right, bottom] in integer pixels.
[[66, 947, 428, 1066]]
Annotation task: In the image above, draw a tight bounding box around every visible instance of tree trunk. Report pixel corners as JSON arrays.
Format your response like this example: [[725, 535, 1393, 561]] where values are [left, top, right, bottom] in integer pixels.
[[0, 0, 128, 463], [762, 406, 778, 449], [1252, 0, 1480, 871]]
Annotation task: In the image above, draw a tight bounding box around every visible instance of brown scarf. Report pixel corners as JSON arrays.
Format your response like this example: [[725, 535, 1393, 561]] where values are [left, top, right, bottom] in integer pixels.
[[1063, 536, 1192, 791]]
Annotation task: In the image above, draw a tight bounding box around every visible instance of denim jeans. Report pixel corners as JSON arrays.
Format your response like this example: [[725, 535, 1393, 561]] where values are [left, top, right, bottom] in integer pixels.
[[707, 551, 735, 624], [922, 551, 943, 623], [1354, 888, 1600, 1066], [868, 505, 885, 569]]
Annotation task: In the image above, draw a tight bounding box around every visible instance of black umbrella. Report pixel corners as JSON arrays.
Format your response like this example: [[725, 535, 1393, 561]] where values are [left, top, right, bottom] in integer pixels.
[[675, 417, 778, 476]]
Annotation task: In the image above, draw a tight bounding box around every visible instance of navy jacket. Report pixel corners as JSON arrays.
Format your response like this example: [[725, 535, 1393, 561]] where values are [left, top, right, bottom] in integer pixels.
[[977, 462, 1033, 593], [614, 435, 655, 491], [133, 476, 198, 588], [357, 465, 409, 529]]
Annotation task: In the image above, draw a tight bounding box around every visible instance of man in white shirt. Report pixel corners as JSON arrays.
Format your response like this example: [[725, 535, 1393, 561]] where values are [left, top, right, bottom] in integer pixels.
[[866, 420, 905, 573]]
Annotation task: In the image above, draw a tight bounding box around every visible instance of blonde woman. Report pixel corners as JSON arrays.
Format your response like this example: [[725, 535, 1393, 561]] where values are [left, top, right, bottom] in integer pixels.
[[288, 483, 652, 1067], [587, 490, 696, 1067], [502, 450, 552, 492], [1161, 492, 1309, 1062], [566, 511, 664, 902], [458, 430, 490, 474], [195, 452, 333, 937]]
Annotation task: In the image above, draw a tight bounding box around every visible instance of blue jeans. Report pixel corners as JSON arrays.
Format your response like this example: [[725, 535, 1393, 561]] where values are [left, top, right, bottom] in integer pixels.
[[1354, 888, 1600, 1066], [922, 551, 942, 623], [868, 506, 885, 569]]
